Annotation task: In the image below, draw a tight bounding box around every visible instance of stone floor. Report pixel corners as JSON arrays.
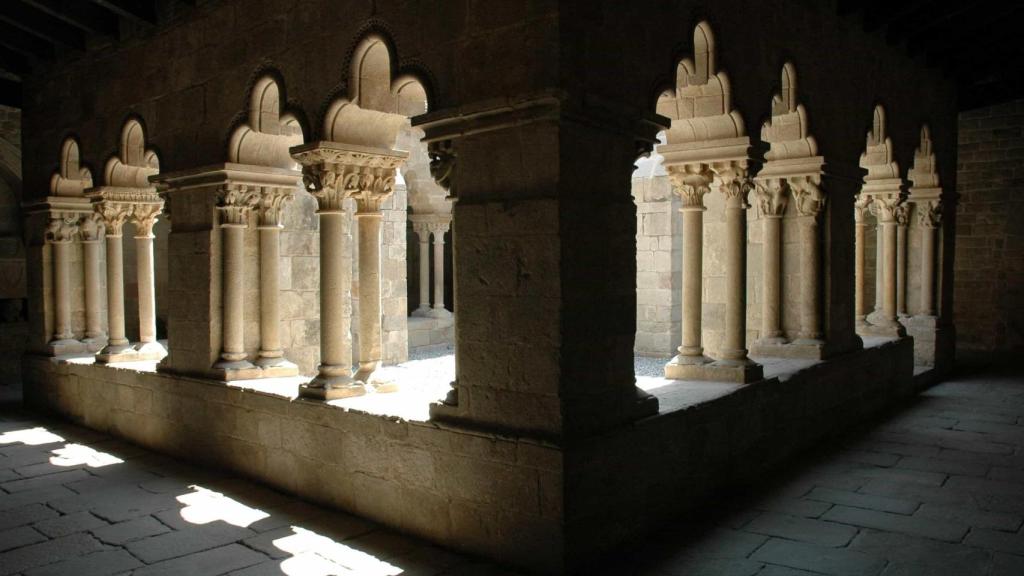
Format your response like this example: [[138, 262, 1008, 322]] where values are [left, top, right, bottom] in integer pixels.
[[1, 354, 1023, 575]]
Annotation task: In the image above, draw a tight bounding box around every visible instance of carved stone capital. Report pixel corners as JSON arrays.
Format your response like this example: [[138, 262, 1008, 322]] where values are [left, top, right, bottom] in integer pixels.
[[132, 203, 163, 238], [257, 186, 295, 228], [718, 167, 754, 210], [754, 178, 789, 217], [428, 140, 457, 201], [96, 201, 133, 237], [46, 213, 80, 244], [854, 194, 872, 224], [427, 220, 450, 236], [893, 203, 911, 227], [791, 178, 827, 219], [217, 184, 260, 227], [871, 194, 903, 223], [917, 200, 942, 228], [79, 212, 105, 242], [667, 164, 714, 210], [294, 143, 406, 214]]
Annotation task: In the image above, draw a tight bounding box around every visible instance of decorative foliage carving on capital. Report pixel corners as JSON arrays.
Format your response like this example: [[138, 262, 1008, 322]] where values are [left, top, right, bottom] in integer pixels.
[[79, 212, 105, 242], [96, 202, 132, 237], [132, 203, 163, 238], [217, 184, 260, 227], [411, 220, 431, 238], [918, 200, 942, 228], [45, 213, 80, 244], [893, 203, 911, 227], [427, 220, 450, 236], [854, 195, 872, 224], [792, 178, 827, 219], [718, 167, 754, 210], [295, 145, 405, 214], [754, 178, 789, 217], [871, 195, 904, 223], [668, 164, 714, 209], [257, 187, 294, 228], [428, 140, 456, 201]]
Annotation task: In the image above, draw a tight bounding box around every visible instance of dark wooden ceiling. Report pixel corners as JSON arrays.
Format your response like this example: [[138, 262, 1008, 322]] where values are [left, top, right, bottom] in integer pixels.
[[838, 0, 1024, 111], [0, 1, 1022, 111]]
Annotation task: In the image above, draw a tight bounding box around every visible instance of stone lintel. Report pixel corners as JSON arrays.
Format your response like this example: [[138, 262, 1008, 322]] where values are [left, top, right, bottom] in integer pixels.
[[290, 140, 408, 168], [151, 163, 302, 192], [22, 195, 94, 216], [860, 177, 905, 198], [657, 136, 757, 168], [907, 186, 942, 203]]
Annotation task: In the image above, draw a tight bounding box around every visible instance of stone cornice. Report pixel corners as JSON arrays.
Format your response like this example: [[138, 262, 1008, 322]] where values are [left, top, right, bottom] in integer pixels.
[[22, 196, 94, 216], [150, 163, 303, 192], [657, 136, 760, 168], [85, 185, 163, 206]]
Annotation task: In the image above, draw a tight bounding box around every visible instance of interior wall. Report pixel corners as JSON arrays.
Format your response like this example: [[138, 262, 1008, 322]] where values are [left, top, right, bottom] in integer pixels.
[[955, 99, 1024, 352]]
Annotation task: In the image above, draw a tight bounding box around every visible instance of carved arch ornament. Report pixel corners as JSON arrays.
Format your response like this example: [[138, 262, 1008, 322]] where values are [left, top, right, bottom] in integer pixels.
[[49, 138, 93, 197], [229, 75, 305, 168]]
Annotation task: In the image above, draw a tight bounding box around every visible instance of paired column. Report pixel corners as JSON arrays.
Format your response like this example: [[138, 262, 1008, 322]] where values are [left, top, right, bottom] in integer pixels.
[[664, 166, 712, 375], [411, 221, 431, 316], [79, 213, 106, 352], [428, 217, 452, 316], [353, 195, 387, 384], [716, 168, 760, 377], [132, 204, 166, 360], [895, 204, 910, 318], [870, 195, 906, 337], [917, 201, 942, 318], [213, 184, 260, 378], [97, 203, 133, 361], [45, 213, 81, 355], [792, 179, 827, 344], [854, 195, 871, 330], [754, 179, 788, 347], [254, 188, 298, 376]]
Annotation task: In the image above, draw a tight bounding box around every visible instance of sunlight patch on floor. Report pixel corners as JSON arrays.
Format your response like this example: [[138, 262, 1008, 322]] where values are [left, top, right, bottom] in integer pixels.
[[176, 485, 270, 527], [0, 426, 65, 445], [275, 527, 404, 576], [49, 443, 124, 468]]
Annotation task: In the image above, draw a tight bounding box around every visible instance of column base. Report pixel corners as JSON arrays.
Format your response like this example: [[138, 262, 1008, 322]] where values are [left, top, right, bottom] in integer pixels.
[[96, 342, 139, 363], [299, 374, 367, 400], [47, 338, 88, 356], [212, 359, 262, 381], [254, 355, 300, 378], [411, 307, 434, 319], [750, 337, 788, 358], [859, 321, 907, 339], [80, 336, 107, 353], [426, 307, 453, 320], [665, 357, 764, 383], [751, 338, 827, 360], [134, 341, 168, 362]]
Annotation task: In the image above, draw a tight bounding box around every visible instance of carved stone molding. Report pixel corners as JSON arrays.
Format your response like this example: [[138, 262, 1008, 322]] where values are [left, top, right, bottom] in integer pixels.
[[217, 184, 261, 227], [96, 202, 133, 237], [428, 140, 456, 200], [893, 203, 911, 228], [79, 212, 105, 242], [918, 200, 943, 228], [257, 186, 295, 228], [854, 195, 872, 224], [718, 166, 754, 210], [792, 178, 827, 219], [871, 194, 904, 223], [293, 142, 407, 214], [667, 164, 714, 210], [755, 178, 789, 217], [46, 213, 80, 244]]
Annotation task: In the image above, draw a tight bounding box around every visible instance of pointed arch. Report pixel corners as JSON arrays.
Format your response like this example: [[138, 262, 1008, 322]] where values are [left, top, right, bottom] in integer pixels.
[[104, 117, 160, 188], [762, 62, 817, 160], [228, 73, 305, 168], [49, 137, 92, 197], [909, 124, 940, 190], [860, 105, 900, 180]]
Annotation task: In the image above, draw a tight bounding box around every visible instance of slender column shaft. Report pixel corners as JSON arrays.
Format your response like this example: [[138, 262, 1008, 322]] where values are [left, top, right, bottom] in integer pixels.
[[82, 240, 103, 340], [355, 212, 384, 376], [220, 225, 247, 362], [258, 226, 283, 360], [52, 241, 73, 341], [432, 229, 446, 310], [921, 225, 937, 316], [874, 222, 884, 314], [104, 235, 128, 347], [136, 232, 157, 344], [762, 216, 783, 341], [896, 222, 908, 316], [855, 217, 867, 324], [417, 231, 430, 311], [721, 201, 749, 360], [311, 210, 358, 391], [882, 220, 898, 325], [798, 216, 822, 340], [680, 208, 704, 358]]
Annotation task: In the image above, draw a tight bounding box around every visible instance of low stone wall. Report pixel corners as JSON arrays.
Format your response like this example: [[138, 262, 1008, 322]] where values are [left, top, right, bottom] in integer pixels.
[[23, 337, 916, 574]]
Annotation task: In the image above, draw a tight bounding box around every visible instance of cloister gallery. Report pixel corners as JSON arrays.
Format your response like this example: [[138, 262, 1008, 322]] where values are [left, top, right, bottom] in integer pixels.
[[4, 0, 1022, 574]]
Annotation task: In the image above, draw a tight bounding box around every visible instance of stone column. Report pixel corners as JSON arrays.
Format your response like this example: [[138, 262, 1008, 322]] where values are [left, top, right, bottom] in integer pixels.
[[213, 185, 260, 378], [132, 204, 166, 359], [716, 168, 761, 380], [254, 187, 298, 375], [354, 199, 386, 383], [754, 179, 787, 347], [792, 179, 827, 344], [429, 218, 452, 316], [854, 195, 870, 331], [411, 221, 431, 316], [97, 203, 133, 361], [46, 213, 80, 355], [873, 211, 884, 320], [79, 213, 105, 352], [918, 201, 941, 317], [664, 166, 712, 377], [895, 204, 910, 318], [871, 195, 906, 337]]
